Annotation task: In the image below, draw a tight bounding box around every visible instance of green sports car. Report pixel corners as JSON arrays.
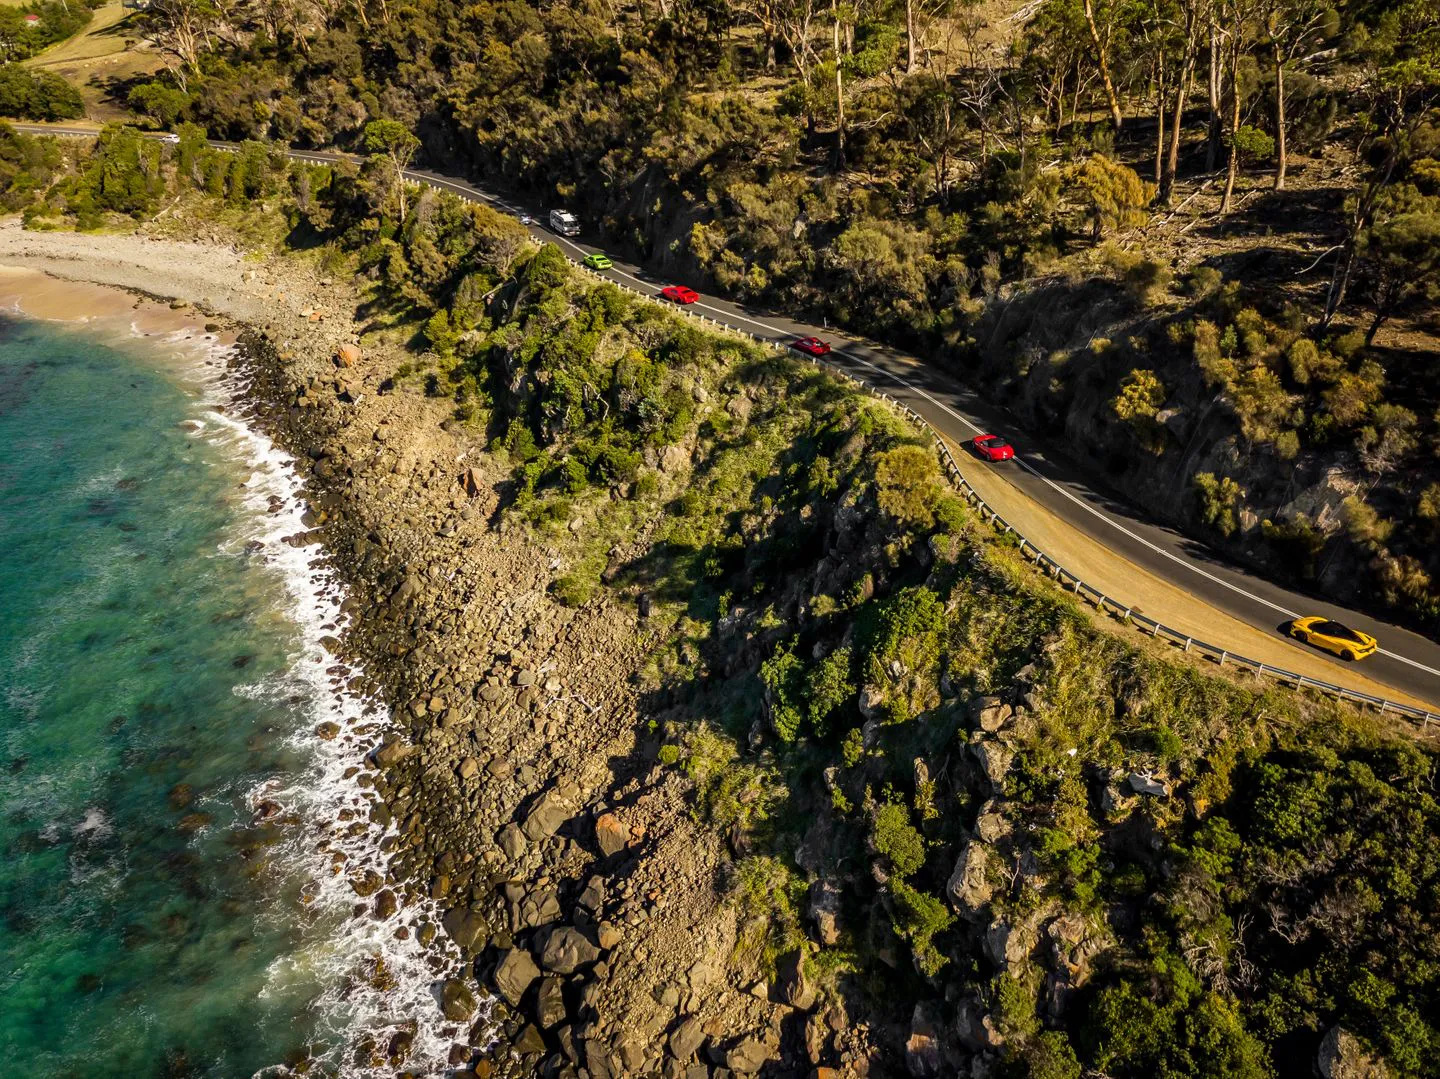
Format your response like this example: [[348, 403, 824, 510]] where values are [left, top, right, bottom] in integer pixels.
[[582, 252, 613, 270]]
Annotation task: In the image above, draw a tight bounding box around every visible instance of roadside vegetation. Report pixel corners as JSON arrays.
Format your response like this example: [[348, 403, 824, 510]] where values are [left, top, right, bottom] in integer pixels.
[[103, 0, 1440, 637], [2, 115, 1439, 1078]]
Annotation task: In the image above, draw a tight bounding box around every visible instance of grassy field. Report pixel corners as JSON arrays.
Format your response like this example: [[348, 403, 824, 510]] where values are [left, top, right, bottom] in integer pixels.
[[23, 1, 161, 121]]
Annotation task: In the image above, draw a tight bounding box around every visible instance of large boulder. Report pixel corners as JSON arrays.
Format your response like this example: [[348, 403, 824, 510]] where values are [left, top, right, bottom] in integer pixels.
[[983, 917, 1035, 974], [972, 740, 1013, 791], [946, 841, 993, 913], [535, 976, 567, 1029], [776, 947, 816, 1010], [668, 1017, 706, 1061], [493, 947, 540, 1006], [905, 1003, 947, 1077], [1317, 1027, 1390, 1079], [440, 978, 478, 1021], [540, 926, 602, 974], [594, 812, 629, 857], [1127, 772, 1170, 797], [372, 738, 412, 768], [807, 879, 842, 946], [442, 906, 489, 953], [521, 788, 571, 841], [973, 801, 1012, 843], [970, 695, 1013, 733], [458, 467, 485, 498], [954, 992, 1004, 1052], [726, 1038, 775, 1074]]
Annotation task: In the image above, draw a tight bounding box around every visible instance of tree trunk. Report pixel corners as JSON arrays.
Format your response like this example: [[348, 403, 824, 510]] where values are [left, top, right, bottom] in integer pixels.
[[1154, 55, 1166, 185], [905, 0, 916, 74], [1220, 34, 1241, 212], [1364, 308, 1387, 346], [1206, 23, 1222, 170], [1082, 0, 1124, 128], [832, 7, 846, 168], [1273, 45, 1288, 190], [1161, 27, 1196, 204]]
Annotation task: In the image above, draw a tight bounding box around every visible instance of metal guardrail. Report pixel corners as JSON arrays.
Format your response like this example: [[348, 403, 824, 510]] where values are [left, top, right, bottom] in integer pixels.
[[27, 130, 1435, 729]]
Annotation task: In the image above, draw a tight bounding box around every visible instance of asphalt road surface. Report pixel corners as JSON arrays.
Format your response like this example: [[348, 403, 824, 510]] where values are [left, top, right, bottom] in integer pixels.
[[17, 125, 1440, 713]]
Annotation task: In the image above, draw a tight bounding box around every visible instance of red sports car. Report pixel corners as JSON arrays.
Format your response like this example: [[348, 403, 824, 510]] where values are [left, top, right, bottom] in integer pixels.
[[660, 285, 699, 305], [972, 434, 1015, 462], [790, 336, 832, 356]]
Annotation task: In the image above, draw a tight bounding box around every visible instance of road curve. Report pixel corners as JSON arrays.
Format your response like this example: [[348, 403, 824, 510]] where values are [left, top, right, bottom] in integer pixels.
[[13, 123, 1440, 712]]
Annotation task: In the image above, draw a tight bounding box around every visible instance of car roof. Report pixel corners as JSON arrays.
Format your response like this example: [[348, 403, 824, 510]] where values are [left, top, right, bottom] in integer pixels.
[[1314, 619, 1364, 640]]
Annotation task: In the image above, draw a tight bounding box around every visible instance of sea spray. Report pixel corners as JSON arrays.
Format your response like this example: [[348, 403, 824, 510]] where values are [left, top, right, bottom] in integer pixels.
[[182, 332, 497, 1075], [0, 306, 491, 1077]]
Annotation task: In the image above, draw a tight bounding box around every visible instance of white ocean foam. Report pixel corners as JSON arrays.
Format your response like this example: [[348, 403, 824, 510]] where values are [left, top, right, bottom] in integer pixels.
[[118, 326, 490, 1077]]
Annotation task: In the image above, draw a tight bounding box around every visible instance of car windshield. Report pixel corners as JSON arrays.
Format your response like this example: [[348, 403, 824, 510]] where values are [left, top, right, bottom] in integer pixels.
[[1315, 620, 1364, 642]]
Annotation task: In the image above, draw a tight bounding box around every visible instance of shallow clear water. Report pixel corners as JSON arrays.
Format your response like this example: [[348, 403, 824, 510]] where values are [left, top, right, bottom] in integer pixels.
[[0, 316, 462, 1077]]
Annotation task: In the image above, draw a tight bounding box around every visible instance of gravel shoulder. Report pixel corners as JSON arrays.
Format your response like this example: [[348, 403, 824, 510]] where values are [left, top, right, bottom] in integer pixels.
[[948, 434, 1439, 713]]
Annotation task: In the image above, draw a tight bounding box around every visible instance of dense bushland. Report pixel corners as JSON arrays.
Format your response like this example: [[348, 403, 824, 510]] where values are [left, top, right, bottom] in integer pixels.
[[3, 116, 1439, 1077], [109, 0, 1440, 631]]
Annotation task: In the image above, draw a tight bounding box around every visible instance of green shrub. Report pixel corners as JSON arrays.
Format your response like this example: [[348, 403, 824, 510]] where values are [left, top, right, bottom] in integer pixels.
[[889, 878, 954, 976], [872, 801, 926, 877], [875, 444, 943, 529], [1111, 369, 1166, 427], [1192, 473, 1245, 537], [0, 66, 82, 122]]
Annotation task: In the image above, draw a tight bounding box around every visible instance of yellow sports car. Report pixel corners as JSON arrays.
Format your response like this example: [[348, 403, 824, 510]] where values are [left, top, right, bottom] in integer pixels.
[[1288, 616, 1379, 661]]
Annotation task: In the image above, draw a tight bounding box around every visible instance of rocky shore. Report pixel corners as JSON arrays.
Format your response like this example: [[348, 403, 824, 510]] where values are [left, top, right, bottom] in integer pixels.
[[0, 228, 830, 1076], [228, 311, 813, 1078]]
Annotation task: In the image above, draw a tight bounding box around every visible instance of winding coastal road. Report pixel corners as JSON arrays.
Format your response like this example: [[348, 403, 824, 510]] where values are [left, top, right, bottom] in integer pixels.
[[15, 123, 1440, 715]]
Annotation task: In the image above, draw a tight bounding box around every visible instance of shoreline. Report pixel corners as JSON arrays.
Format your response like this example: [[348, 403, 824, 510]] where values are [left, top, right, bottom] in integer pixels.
[[0, 260, 483, 1075], [0, 224, 774, 1079]]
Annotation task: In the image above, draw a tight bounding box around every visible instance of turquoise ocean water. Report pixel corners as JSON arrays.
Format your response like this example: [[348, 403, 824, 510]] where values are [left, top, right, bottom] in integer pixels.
[[0, 316, 457, 1077]]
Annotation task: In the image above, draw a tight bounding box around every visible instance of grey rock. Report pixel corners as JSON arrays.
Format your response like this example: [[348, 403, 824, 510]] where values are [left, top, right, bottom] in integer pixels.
[[669, 1017, 706, 1061], [946, 841, 993, 913], [972, 740, 1013, 791], [442, 907, 489, 953], [536, 975, 567, 1029], [954, 992, 1004, 1051], [578, 877, 606, 913], [493, 947, 540, 1006], [971, 695, 1013, 733], [522, 788, 571, 841], [725, 1038, 773, 1074], [617, 1034, 648, 1071], [973, 802, 1011, 843], [905, 1003, 946, 1077], [1127, 771, 1170, 797], [777, 948, 816, 1010], [857, 684, 884, 720], [594, 812, 629, 857], [1317, 1026, 1390, 1079], [372, 738, 412, 768], [514, 1023, 546, 1055], [807, 879, 842, 946], [540, 926, 602, 974], [440, 978, 478, 1021], [497, 822, 527, 860]]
